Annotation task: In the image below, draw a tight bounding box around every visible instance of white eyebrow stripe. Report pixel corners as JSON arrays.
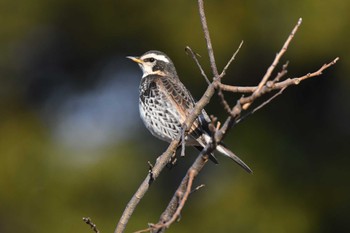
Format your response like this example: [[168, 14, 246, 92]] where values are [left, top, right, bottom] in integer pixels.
[[141, 53, 170, 63]]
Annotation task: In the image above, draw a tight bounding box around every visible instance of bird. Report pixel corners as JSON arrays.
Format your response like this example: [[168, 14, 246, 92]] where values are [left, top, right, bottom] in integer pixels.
[[127, 50, 252, 173]]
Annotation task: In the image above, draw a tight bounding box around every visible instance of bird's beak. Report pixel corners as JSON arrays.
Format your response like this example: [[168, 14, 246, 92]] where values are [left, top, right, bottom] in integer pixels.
[[126, 56, 143, 64]]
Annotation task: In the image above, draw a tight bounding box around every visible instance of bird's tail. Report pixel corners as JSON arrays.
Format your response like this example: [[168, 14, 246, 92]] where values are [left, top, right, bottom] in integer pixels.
[[196, 133, 252, 173], [216, 144, 253, 174]]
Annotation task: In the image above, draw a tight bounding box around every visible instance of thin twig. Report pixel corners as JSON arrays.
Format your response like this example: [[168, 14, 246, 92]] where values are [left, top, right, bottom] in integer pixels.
[[219, 40, 244, 78], [216, 41, 245, 116], [83, 217, 100, 233], [217, 85, 232, 113], [191, 184, 205, 194], [151, 170, 196, 231], [134, 227, 151, 233], [273, 61, 289, 83], [198, 0, 219, 78], [185, 46, 210, 85], [253, 87, 287, 114], [255, 18, 302, 93], [151, 149, 210, 233], [114, 141, 179, 233], [236, 87, 287, 124], [272, 57, 339, 88], [219, 57, 339, 94], [241, 18, 302, 111]]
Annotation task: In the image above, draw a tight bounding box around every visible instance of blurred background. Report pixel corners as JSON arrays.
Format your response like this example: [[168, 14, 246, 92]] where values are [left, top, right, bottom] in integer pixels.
[[1, 0, 349, 233]]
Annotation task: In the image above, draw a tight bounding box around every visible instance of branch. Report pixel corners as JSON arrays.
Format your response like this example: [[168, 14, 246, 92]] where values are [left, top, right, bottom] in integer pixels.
[[236, 87, 287, 125], [219, 40, 244, 78], [198, 0, 219, 78], [255, 18, 302, 93], [240, 17, 302, 110], [83, 217, 100, 233], [216, 41, 245, 116], [219, 57, 339, 93], [148, 148, 210, 233], [134, 17, 339, 233], [136, 170, 197, 233], [114, 141, 179, 233], [115, 1, 339, 233], [185, 46, 210, 85]]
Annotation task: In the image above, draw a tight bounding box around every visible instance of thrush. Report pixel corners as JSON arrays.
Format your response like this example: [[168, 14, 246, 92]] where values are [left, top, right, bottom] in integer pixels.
[[127, 50, 252, 173]]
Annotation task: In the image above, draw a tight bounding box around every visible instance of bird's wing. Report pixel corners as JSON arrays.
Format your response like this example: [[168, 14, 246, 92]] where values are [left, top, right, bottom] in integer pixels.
[[158, 76, 196, 112], [156, 77, 207, 139]]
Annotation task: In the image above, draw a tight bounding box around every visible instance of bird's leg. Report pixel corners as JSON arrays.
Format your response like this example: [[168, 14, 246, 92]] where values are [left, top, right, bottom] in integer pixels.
[[208, 115, 219, 146], [180, 124, 188, 157], [166, 149, 178, 169], [147, 161, 154, 181]]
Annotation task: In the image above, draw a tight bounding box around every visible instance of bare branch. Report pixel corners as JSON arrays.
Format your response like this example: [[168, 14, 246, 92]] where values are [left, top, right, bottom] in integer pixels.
[[185, 46, 210, 85], [272, 57, 339, 88], [83, 217, 100, 233], [252, 87, 287, 113], [273, 61, 289, 83], [219, 40, 244, 78], [198, 0, 219, 78], [216, 41, 245, 116], [191, 184, 205, 194], [151, 150, 210, 233], [133, 12, 339, 233], [115, 1, 339, 232], [114, 141, 179, 233], [217, 87, 232, 115], [219, 84, 256, 93], [150, 170, 196, 231], [255, 18, 302, 94], [133, 226, 153, 233], [219, 57, 339, 94], [236, 87, 287, 125]]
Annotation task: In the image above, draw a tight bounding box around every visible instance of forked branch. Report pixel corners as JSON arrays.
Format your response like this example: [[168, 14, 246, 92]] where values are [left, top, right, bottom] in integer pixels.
[[219, 57, 339, 94], [113, 1, 338, 233]]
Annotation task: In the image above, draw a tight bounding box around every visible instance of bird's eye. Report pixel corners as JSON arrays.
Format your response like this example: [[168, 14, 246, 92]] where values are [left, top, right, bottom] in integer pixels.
[[149, 58, 155, 62]]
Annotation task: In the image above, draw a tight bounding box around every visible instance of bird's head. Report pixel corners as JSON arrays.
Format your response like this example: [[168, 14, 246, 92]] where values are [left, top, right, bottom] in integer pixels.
[[127, 50, 178, 78]]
